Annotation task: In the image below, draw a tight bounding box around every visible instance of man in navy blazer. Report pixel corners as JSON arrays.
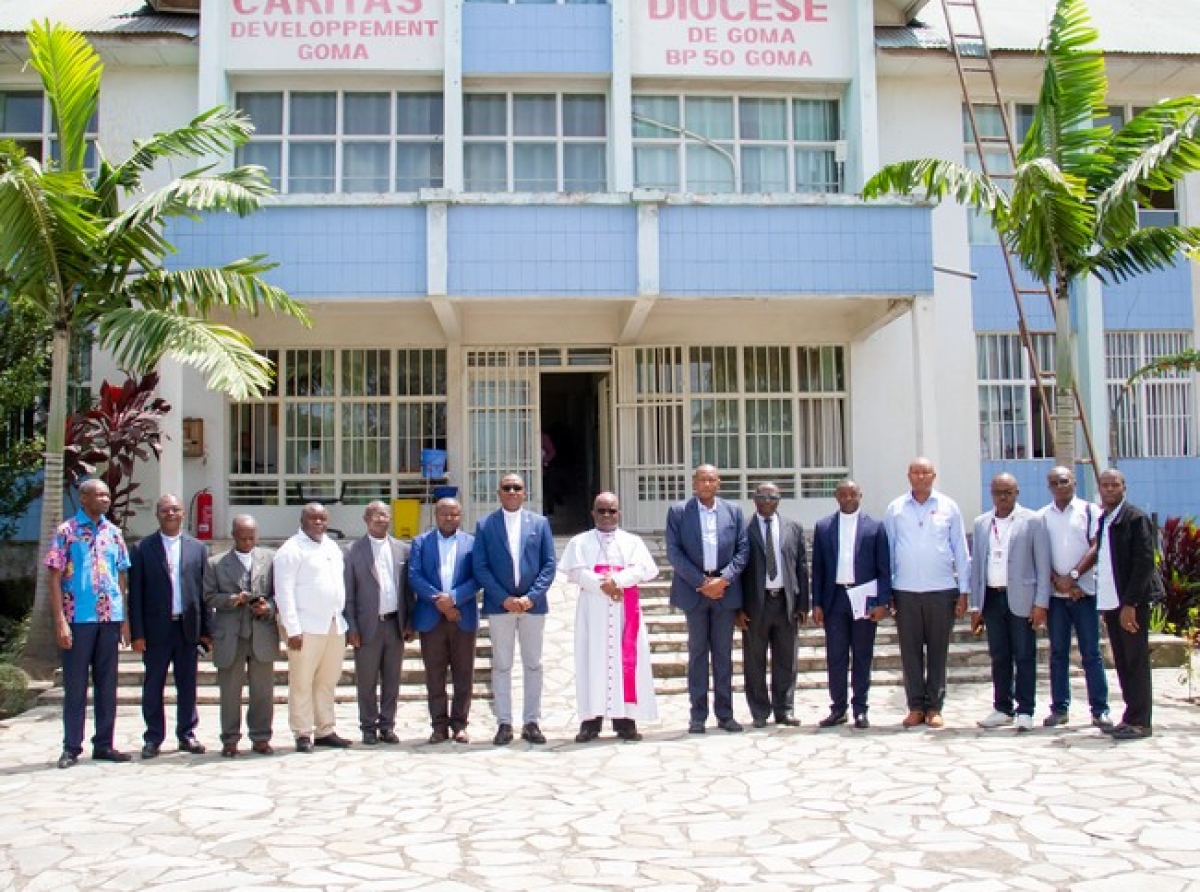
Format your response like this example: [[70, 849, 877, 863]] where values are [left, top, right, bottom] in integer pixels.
[[666, 464, 750, 734], [811, 479, 892, 730], [410, 498, 480, 744], [129, 493, 211, 758], [473, 473, 557, 746]]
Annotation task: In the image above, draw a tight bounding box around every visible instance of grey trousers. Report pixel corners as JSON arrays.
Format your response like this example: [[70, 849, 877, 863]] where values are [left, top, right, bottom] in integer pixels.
[[487, 612, 546, 726], [217, 636, 275, 744], [894, 589, 958, 713], [353, 618, 405, 733]]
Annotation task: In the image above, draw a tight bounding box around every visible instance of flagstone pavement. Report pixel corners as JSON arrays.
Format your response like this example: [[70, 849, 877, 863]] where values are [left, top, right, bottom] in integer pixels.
[[2, 574, 1199, 892]]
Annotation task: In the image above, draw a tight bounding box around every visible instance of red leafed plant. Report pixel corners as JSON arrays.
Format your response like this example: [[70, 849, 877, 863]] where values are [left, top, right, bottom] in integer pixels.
[[63, 372, 171, 531], [1156, 516, 1200, 638]]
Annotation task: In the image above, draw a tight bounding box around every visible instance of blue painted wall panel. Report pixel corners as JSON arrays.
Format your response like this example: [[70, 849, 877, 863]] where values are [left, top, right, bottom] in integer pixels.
[[448, 205, 636, 296], [462, 4, 612, 75], [658, 206, 933, 296], [168, 206, 427, 299], [972, 246, 1193, 332]]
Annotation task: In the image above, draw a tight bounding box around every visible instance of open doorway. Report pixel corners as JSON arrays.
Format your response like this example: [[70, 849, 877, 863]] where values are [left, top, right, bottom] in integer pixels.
[[540, 372, 607, 536]]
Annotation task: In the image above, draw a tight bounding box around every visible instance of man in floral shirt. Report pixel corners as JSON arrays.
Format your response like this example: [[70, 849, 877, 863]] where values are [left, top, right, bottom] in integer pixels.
[[44, 479, 133, 768]]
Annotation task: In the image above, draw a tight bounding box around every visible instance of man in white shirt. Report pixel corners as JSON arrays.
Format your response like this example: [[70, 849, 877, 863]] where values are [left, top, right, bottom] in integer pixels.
[[561, 492, 660, 743], [274, 502, 352, 752], [1038, 466, 1111, 729], [344, 501, 413, 746], [968, 474, 1050, 732]]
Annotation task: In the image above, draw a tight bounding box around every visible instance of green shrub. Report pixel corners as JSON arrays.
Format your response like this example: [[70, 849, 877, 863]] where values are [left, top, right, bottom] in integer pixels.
[[0, 663, 30, 718]]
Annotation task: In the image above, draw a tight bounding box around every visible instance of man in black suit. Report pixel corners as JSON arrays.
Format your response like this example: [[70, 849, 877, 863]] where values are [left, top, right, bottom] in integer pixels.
[[129, 493, 211, 758], [738, 482, 808, 728], [810, 479, 892, 729], [1079, 469, 1163, 740], [666, 464, 750, 734], [344, 501, 414, 745]]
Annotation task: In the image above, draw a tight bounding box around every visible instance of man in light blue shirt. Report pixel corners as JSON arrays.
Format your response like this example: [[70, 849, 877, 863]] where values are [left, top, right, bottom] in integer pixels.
[[884, 457, 970, 729]]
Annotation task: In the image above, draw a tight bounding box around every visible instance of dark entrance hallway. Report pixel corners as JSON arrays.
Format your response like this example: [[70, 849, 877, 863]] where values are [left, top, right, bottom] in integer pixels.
[[540, 372, 605, 536]]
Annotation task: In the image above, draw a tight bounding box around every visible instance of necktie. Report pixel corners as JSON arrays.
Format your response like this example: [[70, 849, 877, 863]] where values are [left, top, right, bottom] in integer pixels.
[[765, 517, 778, 580]]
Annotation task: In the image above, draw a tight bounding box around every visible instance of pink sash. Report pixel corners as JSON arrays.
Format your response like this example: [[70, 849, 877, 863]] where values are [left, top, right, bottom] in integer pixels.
[[594, 564, 641, 704]]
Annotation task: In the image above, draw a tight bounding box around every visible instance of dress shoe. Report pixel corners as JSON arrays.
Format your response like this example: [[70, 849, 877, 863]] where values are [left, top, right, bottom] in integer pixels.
[[615, 722, 642, 742], [776, 714, 801, 727], [251, 741, 274, 755], [221, 743, 238, 758], [575, 723, 600, 744], [1092, 711, 1114, 731], [452, 728, 470, 744], [493, 724, 514, 746], [1110, 723, 1152, 740], [853, 714, 870, 730], [379, 730, 400, 745], [751, 717, 768, 729], [1042, 711, 1069, 728], [362, 730, 379, 746], [687, 721, 706, 734], [92, 747, 132, 763], [925, 711, 945, 729], [977, 710, 1014, 729], [56, 751, 78, 770], [178, 737, 206, 755], [818, 711, 848, 728], [140, 743, 161, 760], [314, 733, 352, 748], [1015, 714, 1034, 733], [429, 728, 450, 744], [716, 718, 744, 733], [521, 722, 547, 744], [902, 710, 926, 729], [295, 736, 314, 753]]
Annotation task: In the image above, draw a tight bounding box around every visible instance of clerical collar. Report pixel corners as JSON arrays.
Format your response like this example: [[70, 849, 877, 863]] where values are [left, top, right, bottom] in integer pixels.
[[368, 534, 388, 544]]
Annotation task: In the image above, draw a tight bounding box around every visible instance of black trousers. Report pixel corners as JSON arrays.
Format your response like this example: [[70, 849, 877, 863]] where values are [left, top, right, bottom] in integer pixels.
[[61, 621, 120, 756], [741, 592, 798, 721], [419, 617, 477, 732], [353, 618, 405, 733], [142, 620, 199, 746], [684, 599, 737, 724], [824, 587, 879, 716], [1103, 603, 1152, 728], [894, 589, 958, 713]]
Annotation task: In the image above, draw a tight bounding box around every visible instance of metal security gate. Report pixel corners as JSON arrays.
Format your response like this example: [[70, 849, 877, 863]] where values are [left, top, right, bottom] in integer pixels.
[[464, 348, 540, 528]]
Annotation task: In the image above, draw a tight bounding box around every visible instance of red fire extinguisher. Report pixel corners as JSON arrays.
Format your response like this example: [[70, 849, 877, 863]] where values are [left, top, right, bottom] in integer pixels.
[[193, 489, 214, 541]]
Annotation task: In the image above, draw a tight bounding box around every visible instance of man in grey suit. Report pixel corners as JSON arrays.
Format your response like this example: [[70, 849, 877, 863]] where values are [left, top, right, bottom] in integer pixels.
[[344, 501, 414, 745], [202, 514, 279, 757], [738, 482, 809, 729], [969, 473, 1051, 732], [666, 464, 750, 734]]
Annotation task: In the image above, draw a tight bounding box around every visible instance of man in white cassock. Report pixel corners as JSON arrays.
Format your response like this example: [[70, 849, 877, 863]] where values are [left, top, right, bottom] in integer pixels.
[[561, 492, 660, 743]]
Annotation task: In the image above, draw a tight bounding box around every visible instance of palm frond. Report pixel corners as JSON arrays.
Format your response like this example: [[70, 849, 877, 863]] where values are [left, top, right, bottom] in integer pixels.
[[1006, 158, 1094, 282], [862, 158, 1007, 212], [95, 308, 277, 401], [26, 21, 102, 175], [123, 260, 311, 323], [1089, 226, 1200, 284], [108, 166, 275, 239]]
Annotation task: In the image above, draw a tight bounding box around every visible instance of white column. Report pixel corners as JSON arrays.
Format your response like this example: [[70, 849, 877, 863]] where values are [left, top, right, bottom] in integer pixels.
[[910, 296, 939, 463], [198, 0, 230, 113], [1074, 275, 1109, 494], [443, 0, 464, 192], [846, 0, 880, 190], [610, 0, 633, 193], [157, 359, 186, 503]]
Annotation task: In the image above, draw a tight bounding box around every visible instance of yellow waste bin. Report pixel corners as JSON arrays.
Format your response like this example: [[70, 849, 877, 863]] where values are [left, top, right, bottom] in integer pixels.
[[391, 498, 421, 539]]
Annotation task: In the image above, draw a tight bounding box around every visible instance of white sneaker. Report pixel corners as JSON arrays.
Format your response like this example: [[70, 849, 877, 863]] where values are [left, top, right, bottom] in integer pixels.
[[1015, 714, 1034, 732], [977, 710, 1014, 729]]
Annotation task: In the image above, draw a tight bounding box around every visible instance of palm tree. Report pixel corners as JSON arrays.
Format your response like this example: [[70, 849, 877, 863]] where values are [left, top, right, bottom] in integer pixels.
[[0, 21, 311, 676], [862, 0, 1200, 469]]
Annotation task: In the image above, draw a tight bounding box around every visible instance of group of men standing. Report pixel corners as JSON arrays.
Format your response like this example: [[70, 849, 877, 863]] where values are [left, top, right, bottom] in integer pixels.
[[47, 457, 1160, 767]]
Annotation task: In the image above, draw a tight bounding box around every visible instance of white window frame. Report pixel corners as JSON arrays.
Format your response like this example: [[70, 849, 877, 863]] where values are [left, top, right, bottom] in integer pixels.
[[1107, 331, 1195, 459], [976, 332, 1056, 461], [0, 89, 99, 172]]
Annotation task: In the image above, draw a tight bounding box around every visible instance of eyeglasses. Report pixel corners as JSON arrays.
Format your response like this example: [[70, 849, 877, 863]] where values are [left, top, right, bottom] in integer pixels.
[[1049, 478, 1072, 486], [753, 494, 781, 502], [594, 507, 619, 515], [500, 484, 524, 493]]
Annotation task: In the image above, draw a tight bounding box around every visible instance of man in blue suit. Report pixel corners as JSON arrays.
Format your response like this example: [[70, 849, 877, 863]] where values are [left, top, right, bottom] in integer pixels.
[[473, 473, 557, 746], [410, 498, 480, 744], [666, 464, 750, 734], [811, 479, 892, 730], [129, 493, 211, 758]]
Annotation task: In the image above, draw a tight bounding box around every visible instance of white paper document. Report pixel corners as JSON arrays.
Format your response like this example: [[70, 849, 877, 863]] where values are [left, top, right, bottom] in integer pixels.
[[845, 580, 877, 620]]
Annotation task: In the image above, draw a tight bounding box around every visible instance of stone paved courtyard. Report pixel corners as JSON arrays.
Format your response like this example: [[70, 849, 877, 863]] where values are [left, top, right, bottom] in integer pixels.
[[2, 577, 1198, 891]]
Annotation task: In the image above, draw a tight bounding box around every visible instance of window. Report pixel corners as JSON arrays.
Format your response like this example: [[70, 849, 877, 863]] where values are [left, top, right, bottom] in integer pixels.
[[977, 332, 1056, 460], [1108, 331, 1194, 458], [235, 91, 444, 194], [0, 89, 98, 170], [632, 95, 841, 194], [463, 92, 607, 192], [228, 348, 448, 505]]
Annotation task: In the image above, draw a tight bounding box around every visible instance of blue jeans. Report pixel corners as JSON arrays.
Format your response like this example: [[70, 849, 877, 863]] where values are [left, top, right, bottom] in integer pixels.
[[982, 588, 1037, 717], [1047, 595, 1109, 717]]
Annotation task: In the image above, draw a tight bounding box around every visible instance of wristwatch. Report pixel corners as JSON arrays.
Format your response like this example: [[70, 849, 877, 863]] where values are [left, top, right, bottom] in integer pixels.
[[1068, 569, 1081, 581]]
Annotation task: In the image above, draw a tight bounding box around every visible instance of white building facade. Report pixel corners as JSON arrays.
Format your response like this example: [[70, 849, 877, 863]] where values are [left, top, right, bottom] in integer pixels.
[[1, 0, 1195, 540]]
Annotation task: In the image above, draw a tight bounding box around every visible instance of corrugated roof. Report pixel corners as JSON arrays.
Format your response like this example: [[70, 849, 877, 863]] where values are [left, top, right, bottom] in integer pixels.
[[880, 0, 1200, 57], [0, 0, 197, 38]]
